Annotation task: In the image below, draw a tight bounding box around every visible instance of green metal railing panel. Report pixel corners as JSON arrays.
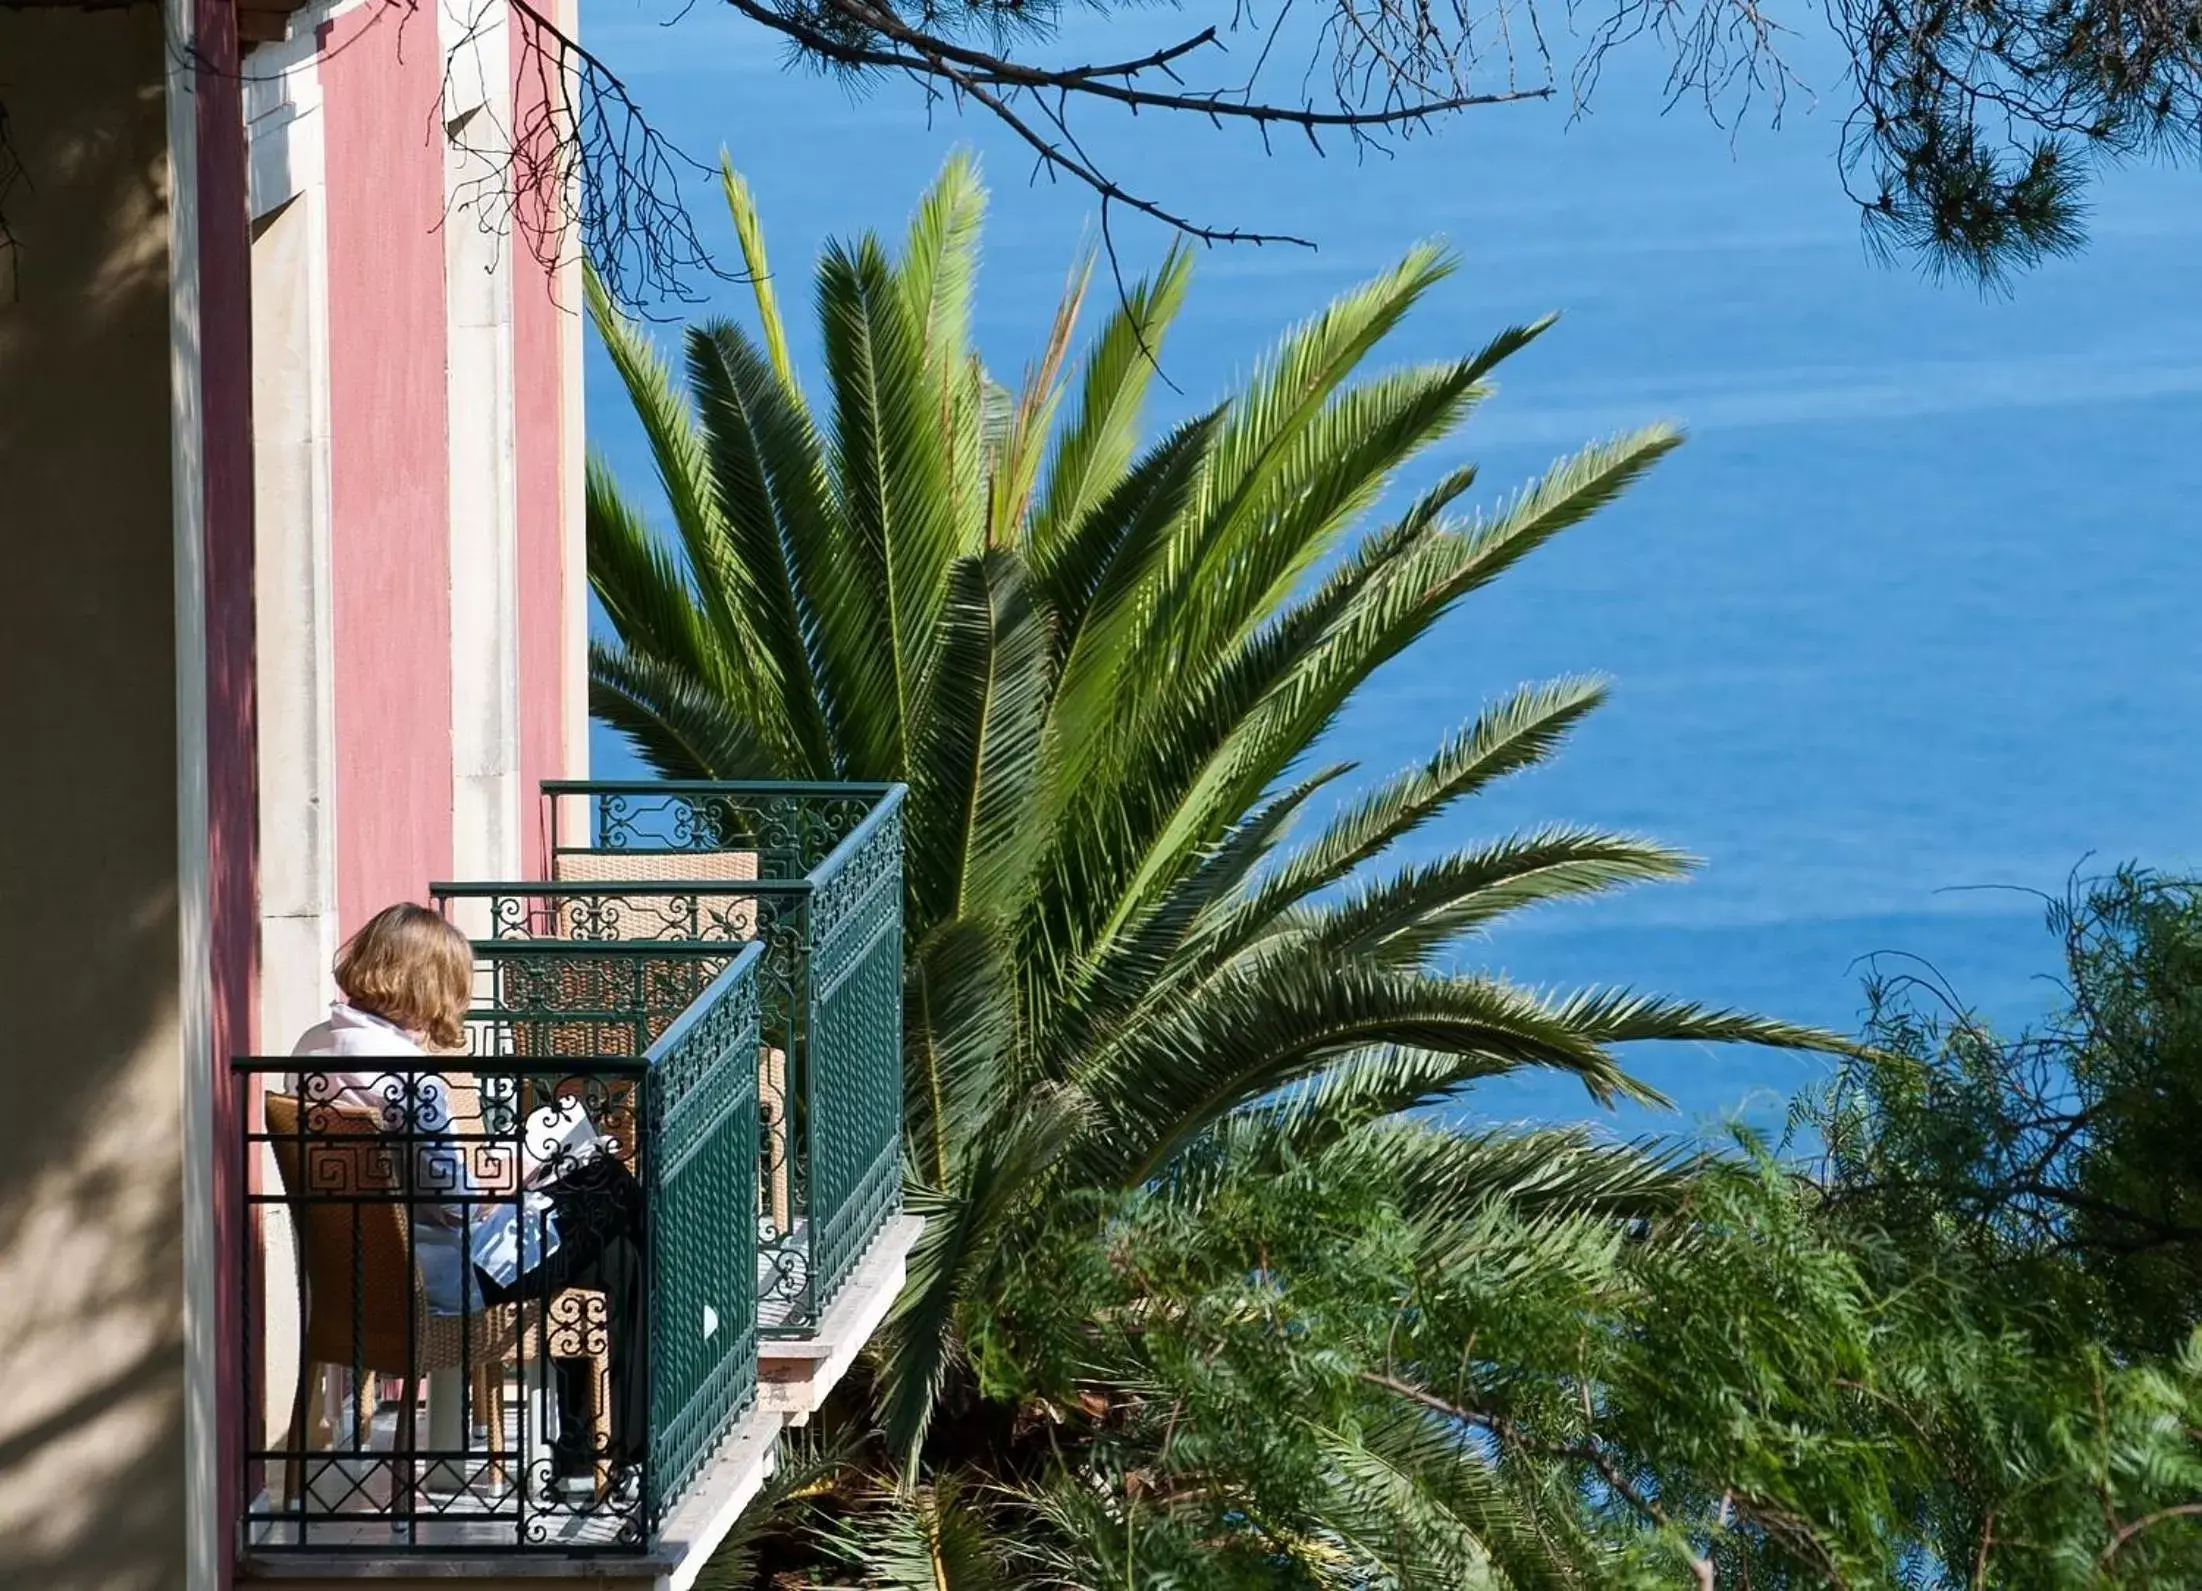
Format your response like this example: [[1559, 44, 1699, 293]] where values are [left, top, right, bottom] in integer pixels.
[[643, 943, 762, 1526], [439, 782, 907, 1338], [545, 780, 894, 880], [804, 795, 906, 1315]]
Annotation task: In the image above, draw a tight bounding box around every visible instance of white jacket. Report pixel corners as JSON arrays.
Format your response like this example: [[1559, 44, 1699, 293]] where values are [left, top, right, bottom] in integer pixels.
[[289, 1004, 557, 1313], [291, 1002, 449, 1123]]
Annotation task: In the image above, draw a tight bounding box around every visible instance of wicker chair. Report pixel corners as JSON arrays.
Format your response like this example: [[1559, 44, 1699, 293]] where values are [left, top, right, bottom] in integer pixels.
[[542, 848, 791, 1231], [262, 1090, 612, 1507]]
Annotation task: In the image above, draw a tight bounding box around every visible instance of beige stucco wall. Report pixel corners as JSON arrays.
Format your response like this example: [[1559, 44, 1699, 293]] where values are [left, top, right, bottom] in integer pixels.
[[0, 8, 188, 1588]]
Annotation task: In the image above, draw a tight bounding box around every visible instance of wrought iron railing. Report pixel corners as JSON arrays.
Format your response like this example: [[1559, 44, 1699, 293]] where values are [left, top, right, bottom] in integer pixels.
[[466, 941, 740, 1062], [233, 944, 762, 1554], [551, 780, 890, 879], [433, 782, 906, 1335], [642, 944, 765, 1515]]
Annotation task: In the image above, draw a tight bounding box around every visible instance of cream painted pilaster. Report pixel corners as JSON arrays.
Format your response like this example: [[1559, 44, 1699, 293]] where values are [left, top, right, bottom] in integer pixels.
[[557, 0, 588, 788], [248, 21, 340, 1053], [244, 18, 343, 1491], [443, 0, 524, 895]]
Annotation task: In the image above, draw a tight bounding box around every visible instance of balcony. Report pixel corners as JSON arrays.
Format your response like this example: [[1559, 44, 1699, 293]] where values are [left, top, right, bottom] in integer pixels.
[[234, 782, 915, 1583]]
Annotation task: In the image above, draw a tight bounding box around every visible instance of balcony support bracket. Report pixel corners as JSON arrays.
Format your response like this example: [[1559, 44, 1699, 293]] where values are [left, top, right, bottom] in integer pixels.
[[759, 1214, 924, 1425]]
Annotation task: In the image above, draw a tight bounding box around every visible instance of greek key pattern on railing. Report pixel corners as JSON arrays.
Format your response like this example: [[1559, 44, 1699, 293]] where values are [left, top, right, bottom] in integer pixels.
[[235, 1053, 662, 1553]]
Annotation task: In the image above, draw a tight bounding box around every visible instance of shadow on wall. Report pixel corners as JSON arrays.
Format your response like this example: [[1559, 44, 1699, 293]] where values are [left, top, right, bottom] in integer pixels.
[[0, 5, 194, 1588]]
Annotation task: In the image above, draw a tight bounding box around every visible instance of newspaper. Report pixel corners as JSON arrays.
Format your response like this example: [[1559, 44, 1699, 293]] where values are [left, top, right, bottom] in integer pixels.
[[466, 1099, 603, 1289], [518, 1095, 604, 1187]]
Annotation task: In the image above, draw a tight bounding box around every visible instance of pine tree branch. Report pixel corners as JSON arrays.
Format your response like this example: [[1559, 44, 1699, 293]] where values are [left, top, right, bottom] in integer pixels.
[[2099, 1502, 2202, 1569]]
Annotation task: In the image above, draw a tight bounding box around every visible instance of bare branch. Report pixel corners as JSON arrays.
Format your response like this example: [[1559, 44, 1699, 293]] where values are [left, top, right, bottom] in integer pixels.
[[818, 0, 1554, 123], [444, 0, 735, 307], [706, 0, 1562, 293], [2100, 1502, 2202, 1567]]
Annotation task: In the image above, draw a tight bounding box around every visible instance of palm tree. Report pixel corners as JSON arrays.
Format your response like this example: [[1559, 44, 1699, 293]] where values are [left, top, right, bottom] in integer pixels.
[[588, 155, 1831, 1584]]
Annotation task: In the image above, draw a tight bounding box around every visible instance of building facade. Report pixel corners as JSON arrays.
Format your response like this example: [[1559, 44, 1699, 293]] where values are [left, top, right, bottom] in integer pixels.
[[0, 0, 586, 1580]]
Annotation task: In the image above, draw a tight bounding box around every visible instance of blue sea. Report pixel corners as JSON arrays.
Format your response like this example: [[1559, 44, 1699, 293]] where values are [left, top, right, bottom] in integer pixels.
[[580, 2, 2202, 1137]]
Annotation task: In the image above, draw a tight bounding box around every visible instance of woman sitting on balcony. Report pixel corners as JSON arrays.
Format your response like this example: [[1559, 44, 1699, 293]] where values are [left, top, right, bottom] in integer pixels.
[[291, 902, 646, 1484]]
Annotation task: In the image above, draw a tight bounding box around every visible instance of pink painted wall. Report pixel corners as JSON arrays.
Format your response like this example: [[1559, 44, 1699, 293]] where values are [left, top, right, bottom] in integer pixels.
[[512, 0, 572, 873], [319, 4, 455, 926], [196, 2, 258, 1573]]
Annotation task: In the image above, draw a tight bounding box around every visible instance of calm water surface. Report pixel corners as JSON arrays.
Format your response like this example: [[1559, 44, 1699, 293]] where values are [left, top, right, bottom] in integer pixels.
[[580, 4, 2202, 1135]]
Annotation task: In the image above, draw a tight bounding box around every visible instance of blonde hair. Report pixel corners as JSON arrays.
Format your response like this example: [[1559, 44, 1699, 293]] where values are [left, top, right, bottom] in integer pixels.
[[334, 903, 473, 1052]]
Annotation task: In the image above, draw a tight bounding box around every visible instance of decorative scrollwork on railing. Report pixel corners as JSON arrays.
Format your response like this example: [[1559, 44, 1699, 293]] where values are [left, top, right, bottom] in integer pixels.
[[477, 783, 903, 1340], [236, 1051, 676, 1553], [576, 785, 884, 878], [545, 1287, 612, 1365], [476, 887, 763, 946]]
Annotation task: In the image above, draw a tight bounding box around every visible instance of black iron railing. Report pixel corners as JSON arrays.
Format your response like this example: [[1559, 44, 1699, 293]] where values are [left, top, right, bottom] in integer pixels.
[[234, 944, 761, 1554]]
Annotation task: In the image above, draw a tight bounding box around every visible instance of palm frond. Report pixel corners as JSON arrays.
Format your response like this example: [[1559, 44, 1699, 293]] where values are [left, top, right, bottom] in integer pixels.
[[896, 154, 990, 558], [719, 155, 796, 395], [1158, 1094, 1689, 1234], [1305, 827, 1694, 965], [874, 1086, 1095, 1464], [1119, 424, 1680, 909], [907, 550, 1052, 930], [585, 263, 723, 575], [690, 1423, 865, 1590], [1191, 244, 1455, 549], [1118, 248, 1466, 683], [905, 917, 1020, 1188], [587, 639, 774, 779], [1542, 985, 1847, 1054], [1027, 243, 1193, 566], [897, 151, 986, 377], [1040, 763, 1354, 1074], [1307, 1405, 1545, 1590], [1075, 966, 1657, 1188], [1201, 678, 1614, 961], [687, 320, 840, 772], [989, 253, 1089, 545], [820, 1475, 1007, 1591], [1039, 411, 1222, 771], [585, 456, 712, 681], [1140, 359, 1493, 696], [1238, 1031, 1662, 1153], [1003, 1471, 1226, 1591], [822, 234, 964, 769], [1326, 1119, 1696, 1224], [1093, 251, 1456, 732], [1034, 480, 1451, 975]]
